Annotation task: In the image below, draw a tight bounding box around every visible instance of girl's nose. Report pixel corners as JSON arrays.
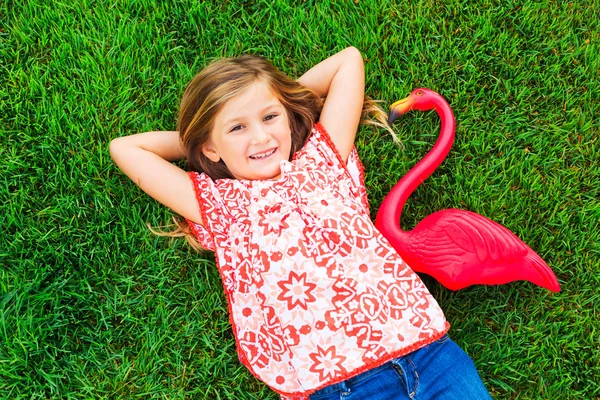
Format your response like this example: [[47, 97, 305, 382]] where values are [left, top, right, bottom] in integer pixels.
[[250, 125, 270, 144]]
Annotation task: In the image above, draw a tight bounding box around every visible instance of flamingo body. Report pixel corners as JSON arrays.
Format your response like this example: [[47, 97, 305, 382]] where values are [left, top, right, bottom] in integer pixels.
[[376, 88, 560, 292], [387, 208, 560, 291]]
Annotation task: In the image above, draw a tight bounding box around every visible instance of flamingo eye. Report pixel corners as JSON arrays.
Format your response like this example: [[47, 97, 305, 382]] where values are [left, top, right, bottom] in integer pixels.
[[417, 91, 423, 96]]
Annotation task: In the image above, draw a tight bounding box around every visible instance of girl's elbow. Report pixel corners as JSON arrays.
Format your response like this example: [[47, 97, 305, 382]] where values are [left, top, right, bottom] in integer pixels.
[[344, 47, 363, 62], [109, 137, 128, 163], [342, 47, 364, 73], [109, 138, 120, 158], [344, 46, 360, 55]]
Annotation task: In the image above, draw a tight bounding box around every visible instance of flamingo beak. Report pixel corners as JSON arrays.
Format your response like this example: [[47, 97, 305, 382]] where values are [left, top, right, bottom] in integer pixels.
[[388, 95, 415, 125]]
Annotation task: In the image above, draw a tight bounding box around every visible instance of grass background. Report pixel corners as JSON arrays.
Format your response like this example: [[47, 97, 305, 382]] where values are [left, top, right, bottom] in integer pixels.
[[1, 0, 599, 398]]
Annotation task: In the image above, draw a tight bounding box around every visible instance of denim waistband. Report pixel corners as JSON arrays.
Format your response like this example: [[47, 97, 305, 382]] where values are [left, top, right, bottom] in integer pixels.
[[310, 335, 449, 397], [311, 358, 396, 396]]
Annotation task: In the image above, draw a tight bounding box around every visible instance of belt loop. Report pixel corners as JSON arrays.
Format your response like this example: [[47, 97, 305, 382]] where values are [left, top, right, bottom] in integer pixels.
[[340, 380, 351, 397]]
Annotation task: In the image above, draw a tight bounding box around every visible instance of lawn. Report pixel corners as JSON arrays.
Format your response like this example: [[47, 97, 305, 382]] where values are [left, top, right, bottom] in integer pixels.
[[1, 0, 599, 398]]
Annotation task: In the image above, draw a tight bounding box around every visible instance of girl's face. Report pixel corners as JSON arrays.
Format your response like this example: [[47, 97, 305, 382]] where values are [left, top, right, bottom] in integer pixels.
[[202, 80, 292, 180]]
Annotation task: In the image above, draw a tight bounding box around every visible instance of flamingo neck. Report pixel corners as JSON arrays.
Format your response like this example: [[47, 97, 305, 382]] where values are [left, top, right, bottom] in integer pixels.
[[376, 95, 455, 236]]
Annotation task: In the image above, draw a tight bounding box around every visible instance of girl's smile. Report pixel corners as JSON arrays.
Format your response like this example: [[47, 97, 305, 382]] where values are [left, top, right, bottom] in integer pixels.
[[202, 80, 292, 180], [249, 147, 277, 159]]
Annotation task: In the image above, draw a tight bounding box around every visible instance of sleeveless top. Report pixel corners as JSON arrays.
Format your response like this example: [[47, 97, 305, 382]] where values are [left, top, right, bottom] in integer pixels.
[[187, 123, 449, 399]]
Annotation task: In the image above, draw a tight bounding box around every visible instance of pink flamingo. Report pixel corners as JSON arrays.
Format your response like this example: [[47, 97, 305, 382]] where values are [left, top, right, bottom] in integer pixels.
[[375, 88, 560, 292]]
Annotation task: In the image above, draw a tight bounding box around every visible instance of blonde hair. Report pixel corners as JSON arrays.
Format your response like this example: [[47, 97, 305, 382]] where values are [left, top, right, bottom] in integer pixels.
[[179, 54, 323, 180], [156, 54, 396, 251]]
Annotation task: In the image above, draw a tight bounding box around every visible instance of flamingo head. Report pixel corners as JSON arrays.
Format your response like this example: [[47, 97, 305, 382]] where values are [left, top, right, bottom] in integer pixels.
[[388, 88, 439, 124]]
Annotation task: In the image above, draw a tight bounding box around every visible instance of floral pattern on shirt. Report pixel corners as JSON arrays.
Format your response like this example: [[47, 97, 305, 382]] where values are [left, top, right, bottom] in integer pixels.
[[187, 123, 448, 399]]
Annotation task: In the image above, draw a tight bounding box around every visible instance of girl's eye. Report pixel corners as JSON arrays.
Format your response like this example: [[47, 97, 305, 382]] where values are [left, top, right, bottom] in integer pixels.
[[230, 125, 243, 132], [264, 114, 278, 121]]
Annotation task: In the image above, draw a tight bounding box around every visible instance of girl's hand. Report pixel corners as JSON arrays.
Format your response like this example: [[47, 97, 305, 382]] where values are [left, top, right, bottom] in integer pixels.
[[110, 131, 203, 225], [297, 47, 365, 162]]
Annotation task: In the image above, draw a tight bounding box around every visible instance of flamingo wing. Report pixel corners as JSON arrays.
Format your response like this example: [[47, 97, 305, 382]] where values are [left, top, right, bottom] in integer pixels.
[[396, 209, 560, 292]]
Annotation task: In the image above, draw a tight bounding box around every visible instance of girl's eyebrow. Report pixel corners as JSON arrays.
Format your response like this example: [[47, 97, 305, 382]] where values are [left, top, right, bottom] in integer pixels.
[[223, 102, 283, 125], [255, 102, 284, 114]]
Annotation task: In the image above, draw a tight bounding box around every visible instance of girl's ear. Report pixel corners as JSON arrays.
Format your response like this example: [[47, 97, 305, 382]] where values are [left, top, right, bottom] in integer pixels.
[[201, 140, 221, 162]]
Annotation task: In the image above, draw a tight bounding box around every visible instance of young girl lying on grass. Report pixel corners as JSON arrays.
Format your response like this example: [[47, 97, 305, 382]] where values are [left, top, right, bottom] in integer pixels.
[[110, 47, 491, 399]]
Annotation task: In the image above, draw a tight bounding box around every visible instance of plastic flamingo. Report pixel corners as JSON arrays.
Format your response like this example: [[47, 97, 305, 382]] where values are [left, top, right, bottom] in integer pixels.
[[375, 88, 560, 292]]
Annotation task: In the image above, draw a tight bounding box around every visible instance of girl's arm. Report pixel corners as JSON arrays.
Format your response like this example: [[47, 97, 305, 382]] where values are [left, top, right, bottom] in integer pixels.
[[109, 131, 203, 225], [297, 46, 365, 162]]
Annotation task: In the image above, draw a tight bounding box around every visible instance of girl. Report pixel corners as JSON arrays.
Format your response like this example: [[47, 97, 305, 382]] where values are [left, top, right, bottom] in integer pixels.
[[110, 47, 491, 400]]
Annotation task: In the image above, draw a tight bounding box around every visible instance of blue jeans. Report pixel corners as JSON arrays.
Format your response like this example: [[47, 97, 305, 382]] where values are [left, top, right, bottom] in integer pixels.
[[309, 335, 491, 400]]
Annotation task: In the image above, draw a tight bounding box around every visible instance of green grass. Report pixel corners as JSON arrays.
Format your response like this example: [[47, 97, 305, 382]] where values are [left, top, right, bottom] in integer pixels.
[[1, 0, 599, 398]]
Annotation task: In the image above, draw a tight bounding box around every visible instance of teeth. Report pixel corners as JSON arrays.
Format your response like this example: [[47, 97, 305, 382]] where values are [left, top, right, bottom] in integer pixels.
[[250, 149, 276, 159]]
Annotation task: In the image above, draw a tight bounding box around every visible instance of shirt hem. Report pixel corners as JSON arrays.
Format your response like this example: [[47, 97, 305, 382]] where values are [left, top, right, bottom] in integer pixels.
[[276, 321, 451, 399]]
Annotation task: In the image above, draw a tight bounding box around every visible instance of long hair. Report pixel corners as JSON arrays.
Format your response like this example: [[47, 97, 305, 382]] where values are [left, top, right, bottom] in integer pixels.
[[178, 54, 323, 180], [156, 54, 396, 251]]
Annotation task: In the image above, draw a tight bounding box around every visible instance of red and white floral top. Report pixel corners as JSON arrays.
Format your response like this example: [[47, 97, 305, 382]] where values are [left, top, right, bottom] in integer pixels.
[[187, 123, 449, 399]]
